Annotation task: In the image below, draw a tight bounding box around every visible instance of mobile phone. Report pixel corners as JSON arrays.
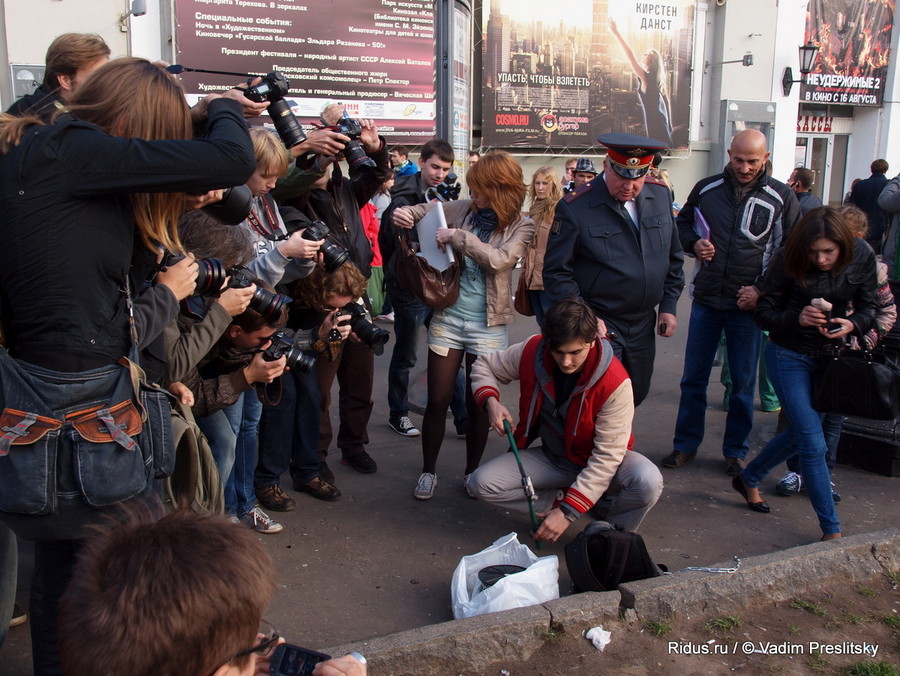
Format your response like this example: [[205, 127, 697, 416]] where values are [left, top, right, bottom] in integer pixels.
[[270, 643, 331, 676], [658, 322, 667, 336], [826, 322, 843, 334]]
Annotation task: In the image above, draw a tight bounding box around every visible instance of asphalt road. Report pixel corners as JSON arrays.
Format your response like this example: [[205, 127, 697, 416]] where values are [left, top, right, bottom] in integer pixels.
[[2, 263, 898, 672]]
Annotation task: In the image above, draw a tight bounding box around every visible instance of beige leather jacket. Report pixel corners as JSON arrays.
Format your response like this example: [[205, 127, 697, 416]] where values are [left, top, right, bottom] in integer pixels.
[[405, 199, 535, 326]]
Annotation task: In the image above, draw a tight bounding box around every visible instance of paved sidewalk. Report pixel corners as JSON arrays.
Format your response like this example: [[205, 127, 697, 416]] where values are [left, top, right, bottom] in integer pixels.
[[2, 269, 898, 673]]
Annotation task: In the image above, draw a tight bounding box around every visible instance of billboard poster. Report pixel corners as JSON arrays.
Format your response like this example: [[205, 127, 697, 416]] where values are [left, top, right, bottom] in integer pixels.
[[801, 0, 895, 107], [481, 0, 694, 149], [174, 0, 437, 142]]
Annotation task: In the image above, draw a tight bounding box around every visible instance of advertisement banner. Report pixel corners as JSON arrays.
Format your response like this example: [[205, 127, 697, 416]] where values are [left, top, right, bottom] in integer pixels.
[[174, 0, 437, 142], [481, 0, 694, 149], [800, 0, 895, 107]]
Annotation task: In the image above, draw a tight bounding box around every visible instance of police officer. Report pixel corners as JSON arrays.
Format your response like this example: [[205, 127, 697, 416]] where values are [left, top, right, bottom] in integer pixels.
[[543, 133, 684, 406]]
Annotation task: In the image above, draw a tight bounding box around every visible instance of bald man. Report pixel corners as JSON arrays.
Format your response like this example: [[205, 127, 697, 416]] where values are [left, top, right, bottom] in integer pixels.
[[662, 129, 800, 476]]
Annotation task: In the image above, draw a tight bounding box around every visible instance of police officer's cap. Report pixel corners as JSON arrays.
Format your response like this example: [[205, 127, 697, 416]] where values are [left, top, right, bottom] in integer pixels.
[[574, 158, 597, 176], [598, 133, 668, 179]]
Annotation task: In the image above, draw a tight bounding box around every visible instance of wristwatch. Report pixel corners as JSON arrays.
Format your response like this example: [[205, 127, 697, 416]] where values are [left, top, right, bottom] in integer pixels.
[[559, 503, 580, 523]]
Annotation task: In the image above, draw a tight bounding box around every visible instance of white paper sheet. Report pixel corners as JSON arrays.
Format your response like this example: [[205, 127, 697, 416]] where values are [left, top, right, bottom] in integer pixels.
[[415, 205, 456, 272]]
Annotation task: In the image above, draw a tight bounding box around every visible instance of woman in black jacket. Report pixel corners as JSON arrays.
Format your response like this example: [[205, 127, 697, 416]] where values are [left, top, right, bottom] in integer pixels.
[[734, 207, 877, 541], [0, 57, 254, 674]]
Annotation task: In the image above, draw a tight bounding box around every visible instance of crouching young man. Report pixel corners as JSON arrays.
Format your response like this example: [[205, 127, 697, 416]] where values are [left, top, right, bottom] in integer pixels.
[[58, 507, 367, 676], [468, 299, 663, 543]]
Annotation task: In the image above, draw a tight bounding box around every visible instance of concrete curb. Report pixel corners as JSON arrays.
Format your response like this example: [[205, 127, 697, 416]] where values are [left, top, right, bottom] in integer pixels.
[[325, 528, 900, 675]]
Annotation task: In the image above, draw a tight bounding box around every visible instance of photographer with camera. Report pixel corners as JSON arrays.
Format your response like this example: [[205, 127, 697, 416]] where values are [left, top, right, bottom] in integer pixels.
[[256, 264, 369, 506], [377, 139, 469, 439], [270, 104, 391, 478], [181, 277, 290, 534], [0, 57, 256, 674]]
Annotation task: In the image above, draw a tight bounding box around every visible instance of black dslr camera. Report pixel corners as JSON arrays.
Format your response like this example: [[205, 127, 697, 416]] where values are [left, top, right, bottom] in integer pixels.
[[262, 329, 316, 374], [161, 252, 228, 297], [244, 71, 308, 149], [426, 173, 461, 202], [339, 303, 390, 355], [300, 221, 350, 273], [328, 110, 375, 171], [226, 267, 291, 325]]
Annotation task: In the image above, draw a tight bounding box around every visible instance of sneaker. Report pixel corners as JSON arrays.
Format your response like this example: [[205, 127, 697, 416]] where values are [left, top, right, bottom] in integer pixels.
[[775, 471, 803, 496], [341, 451, 378, 473], [295, 477, 342, 502], [319, 461, 335, 485], [226, 515, 240, 525], [414, 472, 437, 500], [463, 472, 475, 498], [10, 603, 26, 629], [389, 415, 421, 437], [257, 483, 296, 512], [241, 506, 283, 534], [374, 312, 395, 322]]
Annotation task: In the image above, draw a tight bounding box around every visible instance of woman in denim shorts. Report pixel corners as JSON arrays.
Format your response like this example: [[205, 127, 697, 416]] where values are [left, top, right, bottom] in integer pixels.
[[392, 152, 535, 500]]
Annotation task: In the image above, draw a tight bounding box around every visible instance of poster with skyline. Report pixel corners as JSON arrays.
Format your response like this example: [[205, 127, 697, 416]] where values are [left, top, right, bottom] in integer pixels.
[[481, 0, 694, 149]]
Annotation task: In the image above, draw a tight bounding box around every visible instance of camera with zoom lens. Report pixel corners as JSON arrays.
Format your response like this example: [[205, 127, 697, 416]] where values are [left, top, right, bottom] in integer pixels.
[[161, 252, 228, 297], [226, 267, 291, 325], [300, 220, 350, 273], [426, 173, 461, 203], [261, 330, 316, 374], [339, 302, 390, 355], [328, 110, 376, 171], [244, 71, 308, 149]]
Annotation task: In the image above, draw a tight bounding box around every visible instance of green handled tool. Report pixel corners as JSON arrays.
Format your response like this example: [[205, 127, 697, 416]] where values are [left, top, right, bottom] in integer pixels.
[[503, 419, 541, 550]]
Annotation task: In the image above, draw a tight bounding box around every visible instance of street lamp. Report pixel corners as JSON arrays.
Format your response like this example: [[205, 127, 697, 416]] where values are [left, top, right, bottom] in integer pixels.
[[782, 41, 820, 96]]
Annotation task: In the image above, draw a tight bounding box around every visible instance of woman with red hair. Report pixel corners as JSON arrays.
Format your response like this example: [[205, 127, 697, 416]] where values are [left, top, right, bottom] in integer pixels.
[[393, 151, 535, 500]]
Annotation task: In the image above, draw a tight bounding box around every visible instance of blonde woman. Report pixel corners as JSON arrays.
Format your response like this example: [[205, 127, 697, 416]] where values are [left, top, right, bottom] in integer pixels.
[[608, 18, 673, 145], [522, 165, 563, 325]]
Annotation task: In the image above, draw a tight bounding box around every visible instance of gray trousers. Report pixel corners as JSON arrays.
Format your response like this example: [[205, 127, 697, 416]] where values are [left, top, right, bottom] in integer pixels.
[[470, 449, 663, 532]]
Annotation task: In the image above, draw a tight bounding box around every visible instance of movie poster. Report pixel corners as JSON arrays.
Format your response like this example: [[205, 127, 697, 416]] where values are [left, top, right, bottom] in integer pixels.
[[801, 0, 895, 107], [173, 0, 437, 142], [481, 0, 694, 149]]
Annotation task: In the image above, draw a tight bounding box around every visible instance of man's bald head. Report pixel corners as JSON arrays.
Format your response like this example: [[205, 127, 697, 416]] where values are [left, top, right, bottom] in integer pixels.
[[728, 130, 770, 186]]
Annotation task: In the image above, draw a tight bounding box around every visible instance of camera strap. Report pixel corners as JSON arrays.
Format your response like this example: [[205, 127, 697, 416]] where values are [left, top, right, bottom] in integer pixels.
[[246, 195, 286, 242]]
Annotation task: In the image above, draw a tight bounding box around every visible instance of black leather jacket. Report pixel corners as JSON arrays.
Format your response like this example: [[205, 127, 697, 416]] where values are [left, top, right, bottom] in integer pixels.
[[0, 98, 255, 371], [755, 239, 878, 356]]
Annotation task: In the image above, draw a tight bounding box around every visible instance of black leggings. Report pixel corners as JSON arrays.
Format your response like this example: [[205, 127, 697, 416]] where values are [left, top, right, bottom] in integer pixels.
[[421, 348, 490, 475]]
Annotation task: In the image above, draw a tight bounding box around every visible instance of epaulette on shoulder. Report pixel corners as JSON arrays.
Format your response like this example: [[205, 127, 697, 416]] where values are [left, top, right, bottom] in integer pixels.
[[563, 182, 593, 203], [644, 175, 666, 187]]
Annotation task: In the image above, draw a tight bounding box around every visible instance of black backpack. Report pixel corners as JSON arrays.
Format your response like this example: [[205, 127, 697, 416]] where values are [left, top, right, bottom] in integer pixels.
[[564, 521, 662, 592]]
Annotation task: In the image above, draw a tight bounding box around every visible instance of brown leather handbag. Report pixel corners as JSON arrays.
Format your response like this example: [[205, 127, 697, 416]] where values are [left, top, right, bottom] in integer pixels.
[[395, 231, 461, 309], [514, 272, 534, 317]]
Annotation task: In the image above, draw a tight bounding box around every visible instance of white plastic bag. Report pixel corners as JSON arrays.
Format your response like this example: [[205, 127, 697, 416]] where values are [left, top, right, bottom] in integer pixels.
[[451, 532, 559, 619]]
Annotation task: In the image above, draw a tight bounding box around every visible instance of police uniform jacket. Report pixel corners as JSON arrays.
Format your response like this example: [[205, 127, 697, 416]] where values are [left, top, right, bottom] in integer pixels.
[[543, 174, 684, 324]]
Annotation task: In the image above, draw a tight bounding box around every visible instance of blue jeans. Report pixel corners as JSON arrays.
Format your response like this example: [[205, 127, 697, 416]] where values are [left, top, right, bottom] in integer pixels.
[[257, 366, 322, 489], [528, 289, 553, 327], [223, 393, 263, 518], [673, 302, 761, 458], [742, 343, 840, 535], [196, 409, 236, 509], [0, 524, 16, 650], [388, 299, 467, 423], [785, 414, 843, 474], [387, 298, 430, 418]]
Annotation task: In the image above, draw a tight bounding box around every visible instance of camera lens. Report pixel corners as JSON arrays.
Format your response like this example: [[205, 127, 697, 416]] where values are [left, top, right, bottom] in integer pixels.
[[320, 240, 350, 272], [267, 99, 307, 148], [195, 258, 227, 296], [343, 140, 376, 170], [249, 287, 290, 324], [285, 348, 316, 374]]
